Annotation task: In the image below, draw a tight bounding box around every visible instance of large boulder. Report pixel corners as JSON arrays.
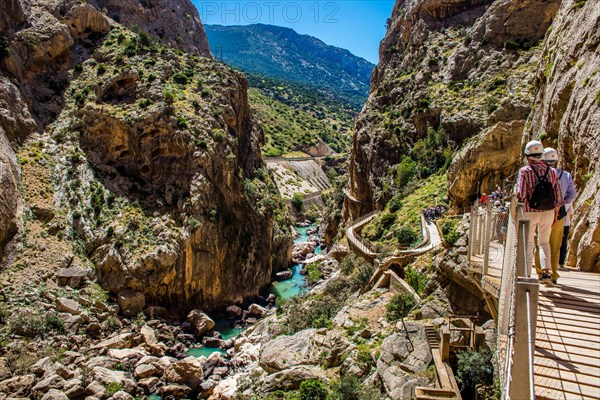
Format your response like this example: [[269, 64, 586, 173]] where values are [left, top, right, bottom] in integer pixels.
[[260, 329, 317, 373], [91, 333, 134, 350], [0, 374, 36, 397], [63, 3, 111, 40], [186, 309, 215, 336], [56, 267, 89, 288], [259, 365, 327, 392], [117, 290, 145, 318], [374, 323, 432, 399]]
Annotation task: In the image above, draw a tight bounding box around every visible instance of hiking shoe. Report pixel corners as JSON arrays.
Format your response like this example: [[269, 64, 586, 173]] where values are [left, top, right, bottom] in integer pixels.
[[539, 273, 552, 284], [552, 279, 557, 285]]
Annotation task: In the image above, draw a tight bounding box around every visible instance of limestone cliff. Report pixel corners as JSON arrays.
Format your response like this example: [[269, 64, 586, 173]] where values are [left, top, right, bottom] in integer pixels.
[[0, 0, 292, 311], [345, 0, 598, 270]]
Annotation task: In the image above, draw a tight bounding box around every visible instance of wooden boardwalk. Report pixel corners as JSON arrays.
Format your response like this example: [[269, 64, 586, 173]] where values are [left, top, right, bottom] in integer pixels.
[[533, 269, 600, 400], [470, 256, 600, 399]]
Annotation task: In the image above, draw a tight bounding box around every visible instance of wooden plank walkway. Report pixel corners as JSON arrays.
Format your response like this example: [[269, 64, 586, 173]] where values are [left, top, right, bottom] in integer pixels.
[[468, 216, 600, 399], [533, 269, 600, 400]]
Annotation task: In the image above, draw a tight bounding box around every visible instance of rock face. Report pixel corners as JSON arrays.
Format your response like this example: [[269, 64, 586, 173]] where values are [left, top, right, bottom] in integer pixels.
[[524, 0, 600, 272], [90, 0, 211, 57], [0, 77, 37, 260], [0, 0, 293, 309]]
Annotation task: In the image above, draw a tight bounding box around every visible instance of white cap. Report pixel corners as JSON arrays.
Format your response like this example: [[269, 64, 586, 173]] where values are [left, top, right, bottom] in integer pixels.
[[543, 147, 558, 163], [525, 140, 544, 157]]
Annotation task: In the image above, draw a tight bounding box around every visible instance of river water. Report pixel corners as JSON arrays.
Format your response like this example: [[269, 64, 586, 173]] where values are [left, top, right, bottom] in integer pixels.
[[186, 225, 320, 358]]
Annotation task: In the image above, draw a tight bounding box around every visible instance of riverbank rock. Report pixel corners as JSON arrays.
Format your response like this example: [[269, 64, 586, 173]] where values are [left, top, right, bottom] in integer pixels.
[[275, 271, 293, 281], [187, 310, 215, 336]]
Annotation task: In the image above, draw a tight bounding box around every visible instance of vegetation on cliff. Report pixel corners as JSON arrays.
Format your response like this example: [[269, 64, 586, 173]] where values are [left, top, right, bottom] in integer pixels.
[[248, 87, 350, 156]]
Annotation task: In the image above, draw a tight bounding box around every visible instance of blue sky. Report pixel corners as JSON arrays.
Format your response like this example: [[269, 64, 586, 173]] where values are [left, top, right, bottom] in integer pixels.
[[191, 1, 396, 64]]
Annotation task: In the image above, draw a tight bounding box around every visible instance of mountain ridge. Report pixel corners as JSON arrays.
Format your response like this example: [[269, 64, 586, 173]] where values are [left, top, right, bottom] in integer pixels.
[[204, 23, 375, 109]]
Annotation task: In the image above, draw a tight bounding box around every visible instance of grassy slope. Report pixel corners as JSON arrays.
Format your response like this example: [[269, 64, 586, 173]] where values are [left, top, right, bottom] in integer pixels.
[[361, 174, 447, 249], [248, 87, 351, 156]]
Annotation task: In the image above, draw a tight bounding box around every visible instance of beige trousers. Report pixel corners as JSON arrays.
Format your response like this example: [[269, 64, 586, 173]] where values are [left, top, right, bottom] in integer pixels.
[[535, 216, 565, 280], [524, 210, 554, 275]]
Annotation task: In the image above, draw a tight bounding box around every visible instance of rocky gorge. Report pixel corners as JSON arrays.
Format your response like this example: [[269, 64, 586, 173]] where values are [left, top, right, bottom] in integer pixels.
[[0, 0, 598, 399]]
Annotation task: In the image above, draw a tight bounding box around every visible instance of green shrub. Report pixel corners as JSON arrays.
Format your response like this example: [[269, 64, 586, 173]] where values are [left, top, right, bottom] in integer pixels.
[[485, 96, 500, 114], [138, 98, 152, 108], [188, 217, 201, 231], [73, 63, 83, 73], [440, 218, 459, 246], [486, 76, 506, 92], [0, 34, 10, 58], [96, 63, 107, 76], [299, 379, 327, 400], [387, 293, 416, 321], [74, 87, 91, 106], [123, 38, 138, 56], [356, 344, 374, 372], [388, 195, 403, 213], [456, 348, 494, 392], [138, 31, 152, 47], [105, 382, 123, 396], [380, 212, 397, 229], [176, 115, 189, 128], [396, 225, 418, 245], [163, 89, 175, 104], [265, 147, 283, 157], [172, 72, 190, 85], [213, 130, 226, 142], [329, 374, 382, 400], [405, 264, 427, 295], [9, 312, 64, 337], [45, 313, 65, 333], [305, 263, 323, 286], [394, 156, 416, 190], [596, 90, 600, 106], [291, 193, 304, 211], [503, 40, 521, 50]]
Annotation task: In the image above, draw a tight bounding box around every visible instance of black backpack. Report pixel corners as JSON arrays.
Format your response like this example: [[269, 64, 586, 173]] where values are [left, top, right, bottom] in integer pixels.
[[528, 166, 555, 211]]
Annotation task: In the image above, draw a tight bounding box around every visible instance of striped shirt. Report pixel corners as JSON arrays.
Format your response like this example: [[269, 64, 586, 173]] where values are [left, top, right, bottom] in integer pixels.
[[516, 161, 564, 212]]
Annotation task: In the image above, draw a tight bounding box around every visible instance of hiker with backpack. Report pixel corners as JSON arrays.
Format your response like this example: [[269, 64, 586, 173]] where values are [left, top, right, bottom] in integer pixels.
[[533, 147, 577, 284], [516, 141, 564, 284]]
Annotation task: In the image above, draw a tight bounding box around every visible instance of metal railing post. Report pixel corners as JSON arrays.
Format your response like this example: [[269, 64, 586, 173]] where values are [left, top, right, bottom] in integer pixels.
[[472, 207, 479, 255], [468, 206, 477, 262], [510, 277, 539, 400], [483, 202, 493, 275], [516, 220, 530, 278]]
